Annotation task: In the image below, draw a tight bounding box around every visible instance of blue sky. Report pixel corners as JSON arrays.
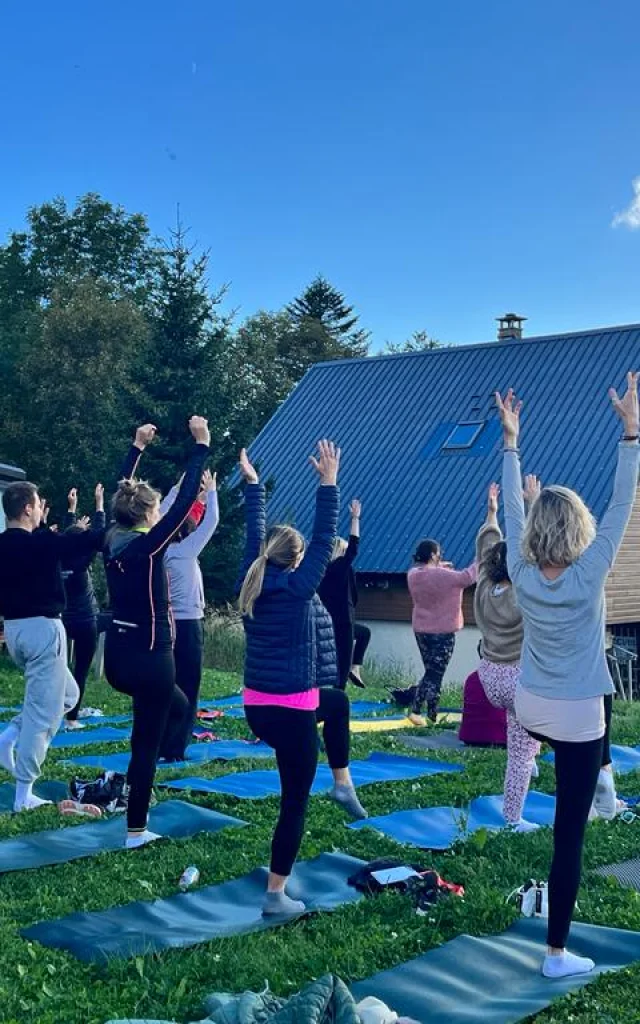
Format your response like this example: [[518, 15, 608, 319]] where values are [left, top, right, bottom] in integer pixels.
[[1, 0, 638, 349]]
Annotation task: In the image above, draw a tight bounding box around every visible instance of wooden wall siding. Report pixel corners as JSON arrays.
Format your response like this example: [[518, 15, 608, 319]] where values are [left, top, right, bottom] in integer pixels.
[[359, 492, 640, 628], [605, 495, 640, 625]]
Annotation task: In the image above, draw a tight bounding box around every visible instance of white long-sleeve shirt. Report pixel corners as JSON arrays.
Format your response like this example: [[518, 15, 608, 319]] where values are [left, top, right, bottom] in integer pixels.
[[162, 488, 219, 620]]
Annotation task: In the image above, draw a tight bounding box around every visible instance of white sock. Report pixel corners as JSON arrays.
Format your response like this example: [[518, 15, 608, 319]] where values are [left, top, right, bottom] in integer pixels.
[[530, 759, 539, 779], [594, 768, 617, 821], [125, 829, 162, 849], [542, 951, 595, 979], [0, 723, 19, 775], [14, 782, 52, 811], [511, 819, 541, 833]]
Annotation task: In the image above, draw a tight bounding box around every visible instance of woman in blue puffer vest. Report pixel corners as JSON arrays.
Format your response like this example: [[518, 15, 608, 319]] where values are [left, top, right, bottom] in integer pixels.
[[238, 441, 367, 917]]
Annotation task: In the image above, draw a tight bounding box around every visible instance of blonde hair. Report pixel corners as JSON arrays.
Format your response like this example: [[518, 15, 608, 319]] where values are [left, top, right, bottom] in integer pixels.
[[522, 486, 596, 567], [239, 525, 305, 617], [331, 537, 348, 561], [112, 478, 161, 528]]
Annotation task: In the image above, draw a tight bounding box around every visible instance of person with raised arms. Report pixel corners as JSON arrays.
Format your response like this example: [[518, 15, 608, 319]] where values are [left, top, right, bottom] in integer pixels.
[[237, 442, 367, 917], [103, 417, 210, 849], [496, 374, 639, 979]]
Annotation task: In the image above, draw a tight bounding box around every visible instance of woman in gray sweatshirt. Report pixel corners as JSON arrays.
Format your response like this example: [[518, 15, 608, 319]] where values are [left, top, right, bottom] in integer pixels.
[[497, 373, 639, 981], [159, 469, 219, 760]]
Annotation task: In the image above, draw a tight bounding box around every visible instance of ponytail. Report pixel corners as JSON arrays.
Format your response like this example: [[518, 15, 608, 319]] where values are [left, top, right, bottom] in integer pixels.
[[238, 553, 268, 618], [238, 524, 306, 618]]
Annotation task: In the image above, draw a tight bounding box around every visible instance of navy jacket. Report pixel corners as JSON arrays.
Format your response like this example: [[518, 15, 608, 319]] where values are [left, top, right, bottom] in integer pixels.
[[239, 483, 339, 694]]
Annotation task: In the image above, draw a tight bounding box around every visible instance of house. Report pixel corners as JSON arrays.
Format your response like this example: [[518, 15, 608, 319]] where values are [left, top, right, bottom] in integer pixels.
[[246, 318, 640, 686], [0, 462, 26, 532]]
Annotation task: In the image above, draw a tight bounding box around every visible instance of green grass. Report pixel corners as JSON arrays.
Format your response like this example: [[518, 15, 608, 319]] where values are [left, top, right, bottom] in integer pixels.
[[0, 657, 639, 1024]]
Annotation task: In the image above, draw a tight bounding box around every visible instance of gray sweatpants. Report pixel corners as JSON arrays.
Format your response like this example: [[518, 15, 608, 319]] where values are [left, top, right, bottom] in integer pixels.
[[3, 617, 79, 784]]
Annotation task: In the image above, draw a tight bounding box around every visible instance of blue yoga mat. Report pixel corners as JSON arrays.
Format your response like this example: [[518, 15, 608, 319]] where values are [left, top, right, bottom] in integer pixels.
[[0, 780, 68, 812], [66, 739, 273, 772], [49, 726, 132, 749], [22, 851, 365, 961], [349, 791, 556, 850], [351, 918, 640, 1024], [160, 753, 464, 799], [79, 713, 132, 726], [199, 695, 242, 709], [542, 743, 640, 775], [0, 800, 246, 874]]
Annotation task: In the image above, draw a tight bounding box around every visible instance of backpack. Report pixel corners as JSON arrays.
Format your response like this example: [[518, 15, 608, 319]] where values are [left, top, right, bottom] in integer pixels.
[[70, 770, 129, 813]]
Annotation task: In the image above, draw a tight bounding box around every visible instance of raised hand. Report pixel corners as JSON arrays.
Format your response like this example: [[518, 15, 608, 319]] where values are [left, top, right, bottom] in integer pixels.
[[189, 416, 210, 446], [350, 499, 362, 519], [239, 448, 258, 485], [134, 423, 157, 449], [309, 439, 341, 486], [41, 500, 50, 524], [495, 389, 523, 445], [95, 483, 104, 511], [68, 488, 78, 513], [201, 469, 217, 493], [609, 372, 639, 437], [77, 516, 91, 530], [487, 482, 500, 515], [523, 474, 541, 505]]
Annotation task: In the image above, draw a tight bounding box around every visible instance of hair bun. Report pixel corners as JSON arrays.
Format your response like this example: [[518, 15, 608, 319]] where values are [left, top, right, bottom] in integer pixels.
[[118, 478, 137, 497]]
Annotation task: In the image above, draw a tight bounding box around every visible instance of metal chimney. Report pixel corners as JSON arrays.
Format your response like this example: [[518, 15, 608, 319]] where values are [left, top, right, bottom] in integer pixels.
[[497, 313, 526, 341]]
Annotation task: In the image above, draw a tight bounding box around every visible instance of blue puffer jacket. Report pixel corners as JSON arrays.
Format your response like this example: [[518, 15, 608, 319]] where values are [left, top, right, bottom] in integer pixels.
[[238, 483, 339, 694]]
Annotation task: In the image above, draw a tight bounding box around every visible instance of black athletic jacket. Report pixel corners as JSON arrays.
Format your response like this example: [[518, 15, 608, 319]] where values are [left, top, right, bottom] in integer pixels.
[[318, 534, 359, 625], [103, 443, 210, 649], [61, 509, 107, 625]]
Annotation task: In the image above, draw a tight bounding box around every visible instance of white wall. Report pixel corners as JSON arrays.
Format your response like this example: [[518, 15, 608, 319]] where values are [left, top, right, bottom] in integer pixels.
[[360, 620, 481, 689]]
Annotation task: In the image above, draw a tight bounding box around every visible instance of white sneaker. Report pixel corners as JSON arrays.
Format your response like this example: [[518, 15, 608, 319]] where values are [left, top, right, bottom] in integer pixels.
[[530, 760, 539, 779], [511, 819, 541, 834], [65, 720, 86, 731], [593, 769, 617, 821], [125, 829, 162, 849]]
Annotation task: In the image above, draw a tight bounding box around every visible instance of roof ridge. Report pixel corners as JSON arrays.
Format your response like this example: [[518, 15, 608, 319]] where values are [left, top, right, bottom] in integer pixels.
[[308, 322, 640, 371]]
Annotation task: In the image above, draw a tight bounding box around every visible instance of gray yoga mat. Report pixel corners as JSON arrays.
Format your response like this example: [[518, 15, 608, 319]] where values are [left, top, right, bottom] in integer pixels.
[[595, 858, 640, 892], [0, 800, 247, 874], [22, 851, 366, 961], [351, 917, 640, 1024], [0, 780, 68, 812], [399, 733, 467, 753]]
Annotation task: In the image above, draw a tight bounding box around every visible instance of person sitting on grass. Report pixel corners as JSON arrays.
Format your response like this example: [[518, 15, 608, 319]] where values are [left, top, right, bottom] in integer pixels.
[[496, 374, 639, 980], [237, 442, 367, 918]]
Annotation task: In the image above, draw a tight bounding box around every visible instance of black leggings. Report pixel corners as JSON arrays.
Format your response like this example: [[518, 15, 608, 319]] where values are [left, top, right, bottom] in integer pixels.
[[159, 619, 204, 760], [332, 619, 355, 690], [245, 687, 350, 876], [353, 623, 371, 666], [104, 628, 190, 831], [530, 694, 613, 949], [64, 618, 98, 720]]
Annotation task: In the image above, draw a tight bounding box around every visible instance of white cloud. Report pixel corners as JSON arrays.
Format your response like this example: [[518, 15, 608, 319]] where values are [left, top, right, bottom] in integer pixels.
[[612, 176, 640, 229]]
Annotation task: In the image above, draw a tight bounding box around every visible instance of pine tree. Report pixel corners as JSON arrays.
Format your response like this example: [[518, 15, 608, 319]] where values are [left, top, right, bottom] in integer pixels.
[[286, 274, 369, 360]]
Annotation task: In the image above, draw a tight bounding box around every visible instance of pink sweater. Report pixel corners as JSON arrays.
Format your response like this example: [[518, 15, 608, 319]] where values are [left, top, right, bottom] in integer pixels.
[[408, 562, 477, 634]]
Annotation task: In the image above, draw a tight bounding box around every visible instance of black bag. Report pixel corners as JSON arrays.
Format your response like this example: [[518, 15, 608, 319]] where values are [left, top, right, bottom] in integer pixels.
[[348, 857, 423, 894], [70, 770, 129, 812], [387, 685, 417, 708]]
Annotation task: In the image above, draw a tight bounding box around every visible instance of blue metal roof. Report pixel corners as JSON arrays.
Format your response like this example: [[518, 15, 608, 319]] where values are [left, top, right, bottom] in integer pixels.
[[246, 324, 640, 574]]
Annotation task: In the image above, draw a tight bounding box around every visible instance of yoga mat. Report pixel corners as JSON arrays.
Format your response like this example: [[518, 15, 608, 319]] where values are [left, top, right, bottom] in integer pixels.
[[351, 918, 640, 1024], [400, 733, 467, 753], [542, 744, 640, 775], [79, 713, 132, 726], [0, 800, 246, 874], [50, 726, 132, 749], [596, 858, 640, 891], [199, 695, 242, 709], [0, 780, 67, 812], [22, 851, 365, 962], [349, 791, 556, 850], [159, 752, 464, 799], [351, 713, 461, 734], [66, 740, 273, 772]]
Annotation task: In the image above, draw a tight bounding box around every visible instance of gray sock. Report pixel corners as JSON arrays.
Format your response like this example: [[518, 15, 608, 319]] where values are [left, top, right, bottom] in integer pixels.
[[330, 782, 368, 820], [262, 891, 306, 916]]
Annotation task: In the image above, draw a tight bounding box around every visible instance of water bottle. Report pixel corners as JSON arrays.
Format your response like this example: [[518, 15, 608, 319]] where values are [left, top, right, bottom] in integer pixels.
[[179, 866, 200, 891]]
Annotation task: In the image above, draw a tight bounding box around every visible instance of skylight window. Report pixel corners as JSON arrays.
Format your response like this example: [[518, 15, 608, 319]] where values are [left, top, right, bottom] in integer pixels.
[[442, 422, 484, 451]]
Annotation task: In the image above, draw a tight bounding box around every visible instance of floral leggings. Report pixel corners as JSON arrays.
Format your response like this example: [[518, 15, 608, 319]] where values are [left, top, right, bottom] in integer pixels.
[[412, 632, 456, 719], [477, 659, 540, 823]]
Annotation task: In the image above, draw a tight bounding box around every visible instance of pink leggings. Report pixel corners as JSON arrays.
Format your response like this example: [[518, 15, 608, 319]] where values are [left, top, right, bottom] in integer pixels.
[[478, 659, 540, 823]]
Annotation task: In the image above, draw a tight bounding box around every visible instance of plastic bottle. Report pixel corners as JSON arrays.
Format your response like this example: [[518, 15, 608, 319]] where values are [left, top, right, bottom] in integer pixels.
[[179, 866, 200, 891]]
